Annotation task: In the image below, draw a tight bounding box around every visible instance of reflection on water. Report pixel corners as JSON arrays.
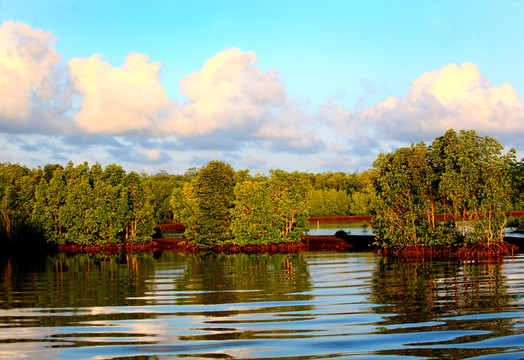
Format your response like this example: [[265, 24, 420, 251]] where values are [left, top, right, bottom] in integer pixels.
[[0, 251, 522, 359], [307, 221, 372, 235]]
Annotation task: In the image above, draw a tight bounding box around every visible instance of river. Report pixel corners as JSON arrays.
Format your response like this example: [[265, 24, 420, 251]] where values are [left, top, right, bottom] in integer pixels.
[[0, 251, 523, 359]]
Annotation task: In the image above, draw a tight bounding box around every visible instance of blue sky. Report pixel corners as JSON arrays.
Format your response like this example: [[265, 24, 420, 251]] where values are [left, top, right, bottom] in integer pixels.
[[1, 0, 523, 174]]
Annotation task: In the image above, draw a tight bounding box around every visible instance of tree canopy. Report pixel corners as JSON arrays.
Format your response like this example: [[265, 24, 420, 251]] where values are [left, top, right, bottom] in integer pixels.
[[370, 129, 516, 251]]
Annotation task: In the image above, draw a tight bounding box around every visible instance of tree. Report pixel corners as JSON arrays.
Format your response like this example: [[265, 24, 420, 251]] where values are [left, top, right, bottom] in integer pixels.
[[172, 161, 236, 248], [231, 170, 311, 245], [32, 162, 155, 246], [142, 170, 185, 225], [0, 163, 40, 245], [230, 177, 281, 245], [430, 129, 515, 245], [309, 188, 350, 216], [266, 170, 311, 243], [370, 142, 440, 248], [509, 158, 524, 210], [122, 171, 156, 243], [371, 129, 515, 251]]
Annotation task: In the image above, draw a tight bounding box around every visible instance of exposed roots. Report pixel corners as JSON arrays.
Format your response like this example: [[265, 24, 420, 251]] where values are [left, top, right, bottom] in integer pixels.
[[211, 242, 307, 254], [457, 241, 518, 259], [57, 241, 154, 254], [378, 241, 518, 260]]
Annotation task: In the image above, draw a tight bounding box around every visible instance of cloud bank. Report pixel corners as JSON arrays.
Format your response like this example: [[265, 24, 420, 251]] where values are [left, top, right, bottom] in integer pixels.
[[360, 62, 524, 142], [1, 21, 523, 172]]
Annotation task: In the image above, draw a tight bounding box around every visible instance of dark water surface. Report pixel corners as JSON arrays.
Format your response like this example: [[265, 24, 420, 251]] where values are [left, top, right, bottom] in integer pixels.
[[0, 251, 523, 359]]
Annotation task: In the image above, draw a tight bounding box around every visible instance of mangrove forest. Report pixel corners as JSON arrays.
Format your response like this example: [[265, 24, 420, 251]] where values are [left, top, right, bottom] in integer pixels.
[[1, 129, 523, 256]]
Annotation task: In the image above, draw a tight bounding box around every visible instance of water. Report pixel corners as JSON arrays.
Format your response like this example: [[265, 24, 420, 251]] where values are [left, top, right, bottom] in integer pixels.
[[0, 251, 523, 359], [307, 221, 371, 236], [163, 221, 372, 237]]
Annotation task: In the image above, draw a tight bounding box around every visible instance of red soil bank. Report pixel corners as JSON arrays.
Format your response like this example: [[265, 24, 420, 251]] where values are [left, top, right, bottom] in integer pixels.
[[152, 235, 354, 253]]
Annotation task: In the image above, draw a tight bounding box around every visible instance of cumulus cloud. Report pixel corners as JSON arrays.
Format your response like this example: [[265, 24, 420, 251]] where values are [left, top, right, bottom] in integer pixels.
[[68, 52, 170, 136], [360, 62, 524, 141], [165, 48, 286, 136], [0, 20, 325, 163], [163, 47, 324, 152], [0, 21, 63, 130]]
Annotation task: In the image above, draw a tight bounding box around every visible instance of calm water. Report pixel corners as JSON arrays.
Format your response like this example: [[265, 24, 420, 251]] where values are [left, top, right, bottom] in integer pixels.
[[307, 221, 370, 235], [0, 251, 523, 360]]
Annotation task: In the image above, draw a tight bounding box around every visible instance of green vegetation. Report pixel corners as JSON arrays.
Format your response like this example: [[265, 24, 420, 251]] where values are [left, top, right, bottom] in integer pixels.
[[33, 162, 156, 245], [231, 170, 310, 245], [1, 162, 156, 248], [171, 160, 237, 248], [370, 129, 516, 252], [1, 128, 523, 255], [172, 163, 311, 248], [306, 171, 372, 216]]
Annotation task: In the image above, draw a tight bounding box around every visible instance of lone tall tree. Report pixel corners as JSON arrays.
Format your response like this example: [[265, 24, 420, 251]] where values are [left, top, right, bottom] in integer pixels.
[[171, 161, 236, 248]]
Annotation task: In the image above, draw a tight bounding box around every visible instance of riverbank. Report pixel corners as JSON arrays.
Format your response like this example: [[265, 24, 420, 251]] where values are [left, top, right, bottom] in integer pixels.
[[151, 234, 364, 253], [52, 214, 524, 255]]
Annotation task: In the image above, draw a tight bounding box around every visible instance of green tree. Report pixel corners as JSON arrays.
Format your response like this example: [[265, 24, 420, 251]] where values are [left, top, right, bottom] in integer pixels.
[[230, 177, 281, 245], [309, 188, 351, 216], [172, 161, 236, 248], [0, 163, 40, 245], [231, 171, 311, 245], [371, 129, 515, 251], [430, 129, 514, 245], [142, 170, 185, 224], [509, 159, 524, 210], [267, 170, 311, 243], [33, 162, 155, 246], [371, 143, 439, 248], [122, 172, 156, 243]]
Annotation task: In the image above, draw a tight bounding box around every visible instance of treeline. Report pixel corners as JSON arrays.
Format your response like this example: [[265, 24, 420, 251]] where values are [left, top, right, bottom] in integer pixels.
[[171, 161, 311, 248], [369, 129, 524, 254], [2, 128, 524, 253], [0, 160, 366, 249], [0, 162, 157, 247]]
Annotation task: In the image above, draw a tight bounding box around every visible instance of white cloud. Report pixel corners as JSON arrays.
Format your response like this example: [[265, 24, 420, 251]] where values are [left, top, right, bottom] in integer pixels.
[[164, 48, 290, 136], [0, 21, 61, 126], [360, 62, 524, 141], [68, 52, 170, 136], [317, 98, 357, 133]]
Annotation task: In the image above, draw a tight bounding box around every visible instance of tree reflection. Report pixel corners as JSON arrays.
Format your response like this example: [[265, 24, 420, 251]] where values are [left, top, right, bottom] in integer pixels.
[[172, 253, 312, 305], [370, 257, 518, 359], [0, 252, 156, 310], [371, 258, 510, 322]]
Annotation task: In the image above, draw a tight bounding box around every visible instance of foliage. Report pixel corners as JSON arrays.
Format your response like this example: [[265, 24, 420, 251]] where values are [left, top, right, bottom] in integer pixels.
[[509, 159, 524, 210], [32, 162, 155, 245], [141, 170, 186, 224], [371, 130, 515, 249], [172, 163, 311, 247], [265, 170, 311, 243], [230, 177, 282, 245], [507, 217, 524, 232], [231, 171, 311, 245], [309, 188, 350, 216], [0, 163, 41, 245], [171, 160, 236, 248], [429, 130, 514, 245]]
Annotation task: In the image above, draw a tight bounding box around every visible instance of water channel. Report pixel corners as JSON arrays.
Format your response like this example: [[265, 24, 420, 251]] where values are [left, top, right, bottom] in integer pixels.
[[1, 248, 523, 359]]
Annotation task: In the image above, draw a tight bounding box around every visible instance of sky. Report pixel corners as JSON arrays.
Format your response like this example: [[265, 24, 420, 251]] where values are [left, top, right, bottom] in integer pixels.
[[1, 0, 523, 175]]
